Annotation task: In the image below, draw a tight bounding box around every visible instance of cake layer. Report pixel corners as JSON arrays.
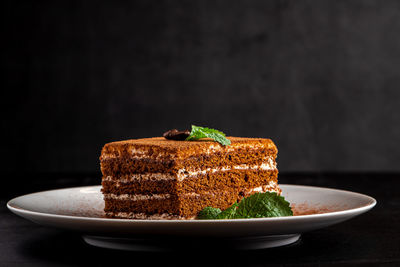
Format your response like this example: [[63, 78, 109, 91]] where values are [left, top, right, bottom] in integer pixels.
[[101, 137, 277, 160], [104, 195, 180, 215], [102, 174, 177, 194], [102, 169, 278, 195], [100, 149, 276, 176], [104, 183, 280, 218], [100, 137, 277, 176], [179, 169, 278, 194]]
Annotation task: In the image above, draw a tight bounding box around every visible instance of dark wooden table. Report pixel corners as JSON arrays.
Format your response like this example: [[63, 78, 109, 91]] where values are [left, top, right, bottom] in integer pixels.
[[1, 173, 399, 266]]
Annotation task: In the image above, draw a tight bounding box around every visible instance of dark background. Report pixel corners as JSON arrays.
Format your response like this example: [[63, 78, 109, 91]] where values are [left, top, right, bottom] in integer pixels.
[[2, 2, 400, 265], [3, 0, 400, 174]]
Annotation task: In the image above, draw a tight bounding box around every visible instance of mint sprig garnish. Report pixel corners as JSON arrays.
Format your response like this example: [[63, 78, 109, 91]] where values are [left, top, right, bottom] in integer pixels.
[[197, 207, 222, 219], [197, 192, 293, 219], [185, 125, 231, 146]]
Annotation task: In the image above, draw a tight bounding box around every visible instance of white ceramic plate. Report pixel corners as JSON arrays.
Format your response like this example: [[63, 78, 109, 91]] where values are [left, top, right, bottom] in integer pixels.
[[7, 184, 376, 251]]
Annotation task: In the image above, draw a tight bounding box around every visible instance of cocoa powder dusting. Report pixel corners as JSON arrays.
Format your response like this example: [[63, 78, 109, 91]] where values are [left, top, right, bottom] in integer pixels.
[[291, 203, 345, 216]]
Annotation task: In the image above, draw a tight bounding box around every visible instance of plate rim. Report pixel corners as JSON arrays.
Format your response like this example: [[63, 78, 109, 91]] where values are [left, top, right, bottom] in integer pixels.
[[6, 184, 377, 223]]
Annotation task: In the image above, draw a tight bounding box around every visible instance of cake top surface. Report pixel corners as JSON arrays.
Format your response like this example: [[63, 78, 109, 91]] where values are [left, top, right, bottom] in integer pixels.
[[101, 137, 277, 159]]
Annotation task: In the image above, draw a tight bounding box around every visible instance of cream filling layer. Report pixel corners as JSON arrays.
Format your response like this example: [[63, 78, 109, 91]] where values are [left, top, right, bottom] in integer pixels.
[[176, 157, 276, 181], [104, 193, 172, 201], [103, 181, 279, 201], [103, 157, 276, 183], [106, 212, 194, 220], [103, 173, 176, 183]]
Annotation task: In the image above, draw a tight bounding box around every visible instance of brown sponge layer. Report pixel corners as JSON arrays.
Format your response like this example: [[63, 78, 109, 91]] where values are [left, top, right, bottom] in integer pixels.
[[101, 137, 277, 160], [100, 148, 276, 176], [102, 169, 278, 195], [101, 176, 178, 194], [178, 169, 278, 194], [178, 190, 239, 217]]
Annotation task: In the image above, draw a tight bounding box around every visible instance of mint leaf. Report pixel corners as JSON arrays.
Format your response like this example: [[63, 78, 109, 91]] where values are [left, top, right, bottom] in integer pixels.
[[198, 192, 293, 219], [197, 207, 221, 219], [235, 192, 293, 218], [216, 202, 238, 219], [185, 125, 231, 146]]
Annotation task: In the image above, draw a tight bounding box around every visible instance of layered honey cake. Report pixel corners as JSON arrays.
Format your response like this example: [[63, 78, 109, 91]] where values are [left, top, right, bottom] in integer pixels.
[[100, 137, 279, 219]]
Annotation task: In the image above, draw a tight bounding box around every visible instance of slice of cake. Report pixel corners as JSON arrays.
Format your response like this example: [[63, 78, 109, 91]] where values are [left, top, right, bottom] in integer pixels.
[[100, 137, 279, 219]]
